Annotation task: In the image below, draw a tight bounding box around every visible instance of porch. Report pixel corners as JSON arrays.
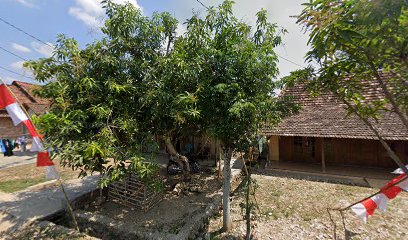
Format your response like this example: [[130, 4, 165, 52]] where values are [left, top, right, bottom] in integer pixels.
[[265, 160, 396, 188]]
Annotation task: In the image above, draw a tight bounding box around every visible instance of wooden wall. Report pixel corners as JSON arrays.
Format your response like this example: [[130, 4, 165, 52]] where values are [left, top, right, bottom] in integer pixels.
[[278, 136, 408, 169], [269, 136, 280, 161]]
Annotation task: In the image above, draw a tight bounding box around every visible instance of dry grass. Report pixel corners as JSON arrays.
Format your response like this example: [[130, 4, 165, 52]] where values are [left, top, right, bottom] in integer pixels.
[[208, 174, 408, 240]]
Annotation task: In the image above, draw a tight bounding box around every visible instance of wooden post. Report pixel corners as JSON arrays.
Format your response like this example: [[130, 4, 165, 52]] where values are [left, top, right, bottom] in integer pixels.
[[214, 139, 218, 167], [321, 138, 326, 173], [192, 135, 195, 153]]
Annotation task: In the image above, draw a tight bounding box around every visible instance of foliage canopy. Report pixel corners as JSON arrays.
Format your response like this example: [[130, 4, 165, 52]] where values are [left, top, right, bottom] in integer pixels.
[[27, 1, 294, 190]]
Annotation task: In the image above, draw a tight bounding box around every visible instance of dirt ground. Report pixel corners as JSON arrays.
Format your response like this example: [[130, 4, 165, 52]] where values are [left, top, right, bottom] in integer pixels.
[[1, 221, 96, 240], [208, 173, 408, 240], [85, 171, 223, 236]]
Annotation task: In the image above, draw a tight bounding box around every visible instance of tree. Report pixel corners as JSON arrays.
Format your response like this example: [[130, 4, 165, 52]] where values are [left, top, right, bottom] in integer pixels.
[[169, 1, 292, 231], [26, 1, 180, 187], [293, 0, 408, 172], [27, 0, 294, 232]]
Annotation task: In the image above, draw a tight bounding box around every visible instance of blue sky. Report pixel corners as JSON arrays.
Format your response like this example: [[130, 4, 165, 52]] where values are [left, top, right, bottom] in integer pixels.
[[0, 0, 309, 84]]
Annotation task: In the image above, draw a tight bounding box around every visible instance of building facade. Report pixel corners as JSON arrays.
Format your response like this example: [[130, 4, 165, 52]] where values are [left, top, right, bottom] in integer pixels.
[[0, 81, 49, 139], [264, 82, 408, 171]]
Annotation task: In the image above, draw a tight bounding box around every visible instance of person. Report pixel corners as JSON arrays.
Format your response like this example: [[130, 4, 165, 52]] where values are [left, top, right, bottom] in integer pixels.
[[183, 143, 193, 155], [2, 139, 13, 157], [17, 135, 27, 152], [0, 140, 5, 155], [14, 138, 20, 150]]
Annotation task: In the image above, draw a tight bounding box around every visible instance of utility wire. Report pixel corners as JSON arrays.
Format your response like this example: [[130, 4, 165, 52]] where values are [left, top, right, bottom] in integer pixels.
[[2, 9, 306, 68], [0, 16, 48, 81], [0, 65, 35, 80], [196, 0, 210, 10], [0, 45, 28, 61], [275, 53, 304, 68], [194, 0, 305, 68], [0, 16, 54, 48]]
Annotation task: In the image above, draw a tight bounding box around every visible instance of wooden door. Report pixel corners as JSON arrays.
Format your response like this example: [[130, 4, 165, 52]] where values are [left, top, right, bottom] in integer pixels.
[[303, 137, 317, 163]]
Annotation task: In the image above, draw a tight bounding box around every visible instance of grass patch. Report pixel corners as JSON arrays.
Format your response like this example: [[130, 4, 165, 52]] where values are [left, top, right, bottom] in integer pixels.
[[0, 171, 77, 193], [0, 177, 46, 193]]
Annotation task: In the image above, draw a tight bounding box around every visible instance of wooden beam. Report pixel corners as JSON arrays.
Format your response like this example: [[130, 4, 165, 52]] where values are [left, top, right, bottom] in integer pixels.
[[321, 138, 326, 173], [269, 136, 279, 161]]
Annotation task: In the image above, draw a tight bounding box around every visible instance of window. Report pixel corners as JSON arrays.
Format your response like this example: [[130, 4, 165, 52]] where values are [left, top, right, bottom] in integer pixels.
[[294, 137, 302, 146], [306, 137, 316, 157]]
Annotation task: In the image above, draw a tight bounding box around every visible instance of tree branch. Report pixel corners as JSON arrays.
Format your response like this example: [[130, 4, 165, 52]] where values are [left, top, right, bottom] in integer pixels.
[[342, 100, 408, 175], [365, 55, 408, 130]]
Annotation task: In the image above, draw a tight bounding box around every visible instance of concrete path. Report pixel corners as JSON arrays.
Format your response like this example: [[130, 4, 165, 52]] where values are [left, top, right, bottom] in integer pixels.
[[0, 157, 243, 237], [0, 151, 37, 170], [0, 175, 99, 222]]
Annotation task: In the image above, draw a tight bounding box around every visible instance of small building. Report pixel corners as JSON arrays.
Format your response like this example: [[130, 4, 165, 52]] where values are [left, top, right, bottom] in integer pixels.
[[0, 81, 49, 139], [264, 82, 408, 172]]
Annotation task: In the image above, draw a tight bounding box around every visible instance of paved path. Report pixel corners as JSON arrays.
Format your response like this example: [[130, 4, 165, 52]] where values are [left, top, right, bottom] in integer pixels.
[[0, 175, 99, 222], [0, 151, 37, 170], [0, 157, 242, 236]]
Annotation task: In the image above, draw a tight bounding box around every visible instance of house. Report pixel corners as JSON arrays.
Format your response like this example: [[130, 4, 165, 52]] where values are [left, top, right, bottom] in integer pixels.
[[0, 81, 49, 139], [263, 81, 408, 172]]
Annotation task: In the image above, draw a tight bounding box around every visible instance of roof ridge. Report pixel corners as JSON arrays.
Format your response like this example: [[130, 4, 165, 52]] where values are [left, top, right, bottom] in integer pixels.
[[12, 81, 38, 103]]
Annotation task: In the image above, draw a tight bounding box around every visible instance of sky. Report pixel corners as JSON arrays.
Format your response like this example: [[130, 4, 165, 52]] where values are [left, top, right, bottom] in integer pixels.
[[0, 0, 310, 84]]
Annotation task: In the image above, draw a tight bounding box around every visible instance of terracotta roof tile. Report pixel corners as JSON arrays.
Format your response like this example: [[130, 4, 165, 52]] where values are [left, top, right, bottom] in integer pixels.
[[24, 103, 49, 114], [264, 76, 408, 140], [0, 81, 49, 116]]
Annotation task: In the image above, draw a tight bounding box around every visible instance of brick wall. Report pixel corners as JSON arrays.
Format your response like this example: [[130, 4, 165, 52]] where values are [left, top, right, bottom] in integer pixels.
[[0, 117, 25, 139]]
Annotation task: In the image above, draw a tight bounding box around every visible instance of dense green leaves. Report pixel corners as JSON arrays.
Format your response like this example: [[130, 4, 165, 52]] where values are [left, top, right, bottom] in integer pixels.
[[26, 0, 294, 187], [168, 0, 287, 147], [27, 1, 177, 185]]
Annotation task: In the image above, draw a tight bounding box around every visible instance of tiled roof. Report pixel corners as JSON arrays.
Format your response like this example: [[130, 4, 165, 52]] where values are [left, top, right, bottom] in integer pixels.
[[264, 80, 408, 140], [24, 103, 49, 114], [0, 81, 49, 117]]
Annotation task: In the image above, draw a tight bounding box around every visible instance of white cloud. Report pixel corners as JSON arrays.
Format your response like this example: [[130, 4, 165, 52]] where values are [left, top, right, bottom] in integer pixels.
[[68, 7, 102, 27], [69, 0, 142, 28], [15, 0, 37, 8], [11, 43, 31, 53], [9, 61, 35, 80], [170, 0, 309, 78], [0, 76, 16, 84], [10, 60, 26, 71], [31, 42, 54, 57], [176, 22, 187, 37]]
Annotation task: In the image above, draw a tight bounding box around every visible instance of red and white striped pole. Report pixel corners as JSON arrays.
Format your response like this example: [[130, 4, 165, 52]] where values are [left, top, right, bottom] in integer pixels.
[[0, 79, 59, 179]]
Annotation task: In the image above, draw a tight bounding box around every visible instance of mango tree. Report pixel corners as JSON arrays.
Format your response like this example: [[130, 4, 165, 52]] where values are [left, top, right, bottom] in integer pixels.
[[26, 1, 184, 186], [171, 1, 292, 230], [27, 0, 294, 231]]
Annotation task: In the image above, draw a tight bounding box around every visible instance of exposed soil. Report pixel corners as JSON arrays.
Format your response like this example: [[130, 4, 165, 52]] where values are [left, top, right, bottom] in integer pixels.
[[85, 171, 223, 235], [208, 173, 408, 240], [0, 220, 96, 240]]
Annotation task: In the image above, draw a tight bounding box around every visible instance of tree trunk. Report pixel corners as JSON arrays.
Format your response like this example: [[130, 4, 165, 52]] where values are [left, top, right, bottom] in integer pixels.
[[245, 175, 251, 240], [367, 59, 408, 130], [222, 147, 233, 232], [164, 135, 190, 173], [343, 100, 408, 174]]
